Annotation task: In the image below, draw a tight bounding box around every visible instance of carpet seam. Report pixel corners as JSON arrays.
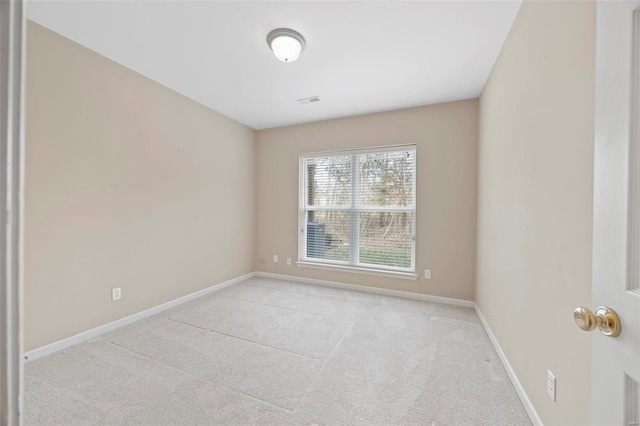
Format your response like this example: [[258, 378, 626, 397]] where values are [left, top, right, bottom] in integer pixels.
[[225, 290, 365, 323], [244, 279, 375, 305], [165, 317, 328, 362], [214, 293, 357, 325], [292, 303, 364, 412], [103, 341, 298, 414]]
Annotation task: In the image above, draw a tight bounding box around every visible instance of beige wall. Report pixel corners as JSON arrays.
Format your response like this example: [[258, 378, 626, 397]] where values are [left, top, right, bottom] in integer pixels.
[[24, 22, 256, 351], [256, 100, 478, 301], [476, 1, 595, 424]]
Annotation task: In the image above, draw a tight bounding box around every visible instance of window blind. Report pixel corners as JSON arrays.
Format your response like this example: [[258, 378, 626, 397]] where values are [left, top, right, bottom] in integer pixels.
[[299, 145, 416, 272]]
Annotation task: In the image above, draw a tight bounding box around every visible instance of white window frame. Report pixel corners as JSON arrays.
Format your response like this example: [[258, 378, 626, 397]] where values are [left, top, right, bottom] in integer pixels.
[[298, 145, 417, 277]]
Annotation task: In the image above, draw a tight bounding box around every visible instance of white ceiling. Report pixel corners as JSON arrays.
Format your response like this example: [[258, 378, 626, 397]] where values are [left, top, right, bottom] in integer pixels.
[[26, 1, 522, 130]]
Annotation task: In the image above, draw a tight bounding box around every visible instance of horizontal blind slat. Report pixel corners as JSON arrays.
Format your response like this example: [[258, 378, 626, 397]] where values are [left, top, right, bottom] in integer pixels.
[[305, 206, 414, 212]]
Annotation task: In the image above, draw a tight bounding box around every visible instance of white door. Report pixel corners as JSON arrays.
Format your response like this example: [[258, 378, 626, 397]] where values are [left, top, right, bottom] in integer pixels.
[[590, 1, 640, 424]]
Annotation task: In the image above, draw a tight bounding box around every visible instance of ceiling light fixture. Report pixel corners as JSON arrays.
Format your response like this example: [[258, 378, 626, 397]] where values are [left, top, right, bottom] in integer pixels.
[[266, 28, 306, 63]]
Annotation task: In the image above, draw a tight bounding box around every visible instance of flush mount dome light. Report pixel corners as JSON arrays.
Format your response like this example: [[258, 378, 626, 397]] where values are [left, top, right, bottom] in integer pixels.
[[267, 28, 306, 63]]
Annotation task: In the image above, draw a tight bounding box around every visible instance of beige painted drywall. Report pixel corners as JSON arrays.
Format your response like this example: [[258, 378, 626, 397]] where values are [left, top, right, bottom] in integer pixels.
[[24, 22, 256, 351], [256, 100, 478, 301], [476, 1, 595, 424]]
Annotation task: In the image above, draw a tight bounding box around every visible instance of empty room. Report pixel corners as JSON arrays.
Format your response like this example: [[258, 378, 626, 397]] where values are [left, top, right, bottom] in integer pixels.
[[1, 0, 639, 425]]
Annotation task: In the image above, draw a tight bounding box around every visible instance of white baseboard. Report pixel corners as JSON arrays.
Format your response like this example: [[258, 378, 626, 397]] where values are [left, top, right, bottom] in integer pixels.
[[23, 270, 470, 362], [255, 271, 474, 308], [24, 268, 540, 426], [23, 272, 255, 363], [474, 304, 543, 426]]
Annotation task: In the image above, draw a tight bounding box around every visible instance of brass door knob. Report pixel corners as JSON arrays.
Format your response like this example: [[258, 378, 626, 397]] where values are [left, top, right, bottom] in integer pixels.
[[573, 306, 621, 337]]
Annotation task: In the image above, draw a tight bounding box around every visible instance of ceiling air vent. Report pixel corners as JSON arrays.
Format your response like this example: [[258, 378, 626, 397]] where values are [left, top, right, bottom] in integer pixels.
[[298, 96, 320, 105]]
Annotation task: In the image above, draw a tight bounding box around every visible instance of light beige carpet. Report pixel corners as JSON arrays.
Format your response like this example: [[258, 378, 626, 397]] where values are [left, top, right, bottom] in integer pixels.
[[24, 277, 532, 425]]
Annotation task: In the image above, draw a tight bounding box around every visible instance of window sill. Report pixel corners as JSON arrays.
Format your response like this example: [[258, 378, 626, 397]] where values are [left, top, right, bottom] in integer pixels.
[[296, 261, 418, 280]]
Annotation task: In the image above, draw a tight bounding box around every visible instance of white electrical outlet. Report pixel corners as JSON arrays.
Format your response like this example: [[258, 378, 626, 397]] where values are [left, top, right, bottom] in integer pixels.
[[287, 257, 292, 265], [111, 287, 122, 301], [273, 255, 278, 263], [424, 269, 431, 279], [547, 370, 556, 401]]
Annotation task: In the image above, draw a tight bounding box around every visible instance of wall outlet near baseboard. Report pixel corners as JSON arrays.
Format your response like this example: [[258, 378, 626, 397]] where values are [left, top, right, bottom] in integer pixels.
[[273, 255, 278, 263], [424, 269, 431, 279], [287, 257, 292, 265], [547, 369, 556, 401], [111, 287, 121, 301]]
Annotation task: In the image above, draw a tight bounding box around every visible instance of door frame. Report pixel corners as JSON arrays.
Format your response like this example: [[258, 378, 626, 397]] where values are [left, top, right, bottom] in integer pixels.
[[0, 0, 26, 424]]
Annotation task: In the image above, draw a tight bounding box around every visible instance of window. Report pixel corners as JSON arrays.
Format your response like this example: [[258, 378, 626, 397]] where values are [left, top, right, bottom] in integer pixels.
[[299, 145, 416, 273]]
